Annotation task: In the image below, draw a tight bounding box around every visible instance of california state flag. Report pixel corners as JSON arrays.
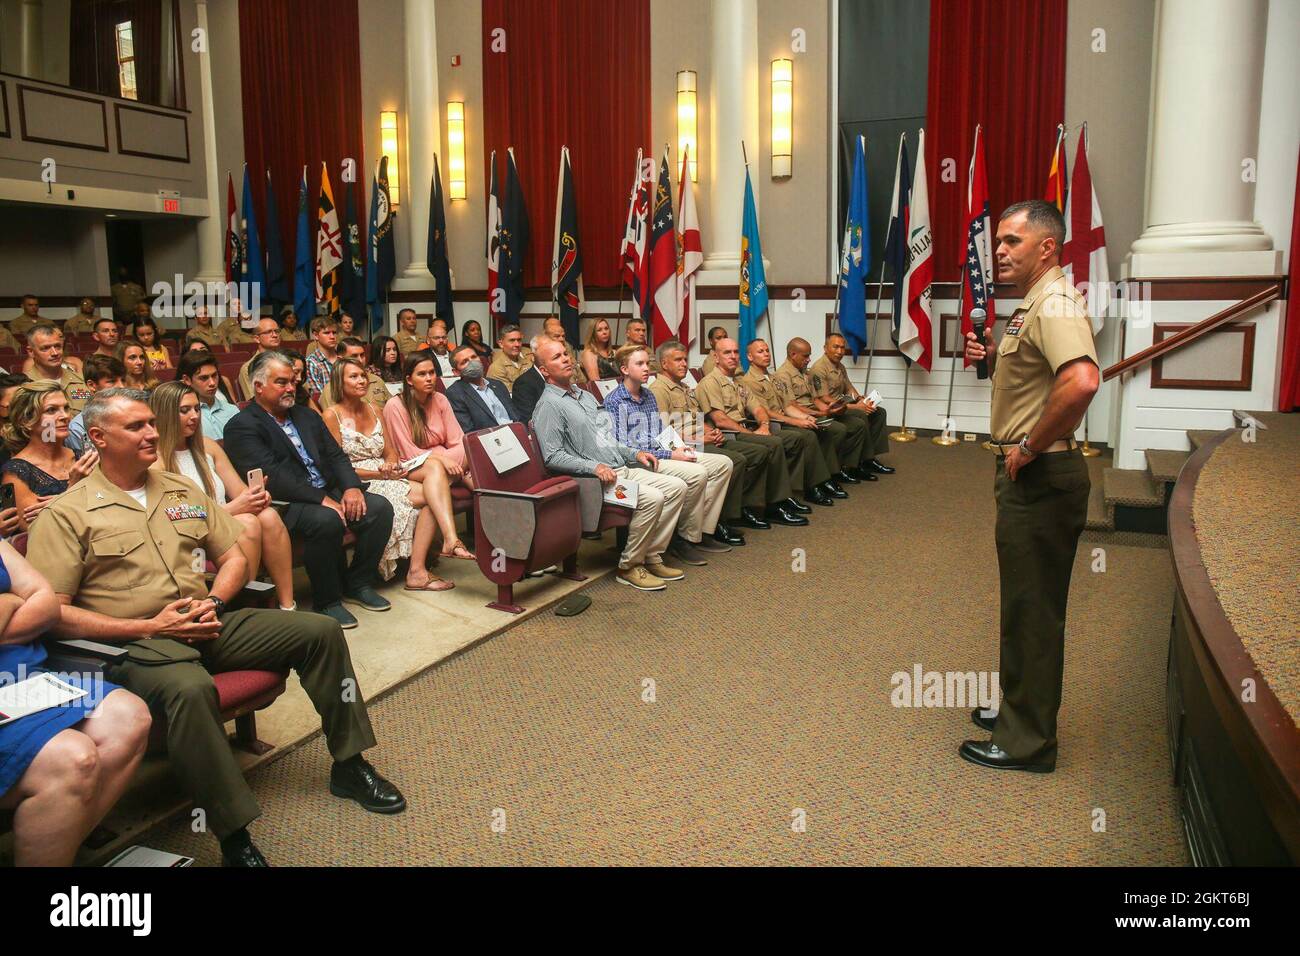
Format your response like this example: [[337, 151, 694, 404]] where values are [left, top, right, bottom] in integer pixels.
[[676, 145, 702, 346], [1061, 126, 1109, 334], [899, 128, 934, 370]]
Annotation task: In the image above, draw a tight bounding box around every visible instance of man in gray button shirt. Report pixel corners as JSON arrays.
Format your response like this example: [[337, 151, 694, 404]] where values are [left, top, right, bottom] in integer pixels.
[[530, 338, 688, 592]]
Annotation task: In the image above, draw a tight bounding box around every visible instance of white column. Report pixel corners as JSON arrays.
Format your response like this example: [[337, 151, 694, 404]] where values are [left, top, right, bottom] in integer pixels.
[[700, 0, 760, 281], [1130, 0, 1276, 274], [193, 0, 225, 284], [19, 0, 42, 78], [398, 0, 438, 283], [1252, 0, 1300, 263]]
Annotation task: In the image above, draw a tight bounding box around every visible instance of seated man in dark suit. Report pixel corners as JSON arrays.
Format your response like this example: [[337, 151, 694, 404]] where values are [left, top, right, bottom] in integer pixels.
[[446, 344, 522, 434], [223, 350, 394, 630], [509, 335, 551, 421]]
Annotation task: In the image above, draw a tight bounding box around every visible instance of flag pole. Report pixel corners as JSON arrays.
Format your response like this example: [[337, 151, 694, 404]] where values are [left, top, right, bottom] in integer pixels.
[[890, 366, 915, 441], [933, 265, 967, 446], [862, 232, 893, 393]]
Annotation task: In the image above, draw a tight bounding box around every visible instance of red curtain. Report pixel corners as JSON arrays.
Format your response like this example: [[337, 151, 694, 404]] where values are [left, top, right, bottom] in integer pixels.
[[1278, 150, 1300, 411], [925, 0, 1067, 280], [238, 0, 365, 283], [482, 0, 651, 289]]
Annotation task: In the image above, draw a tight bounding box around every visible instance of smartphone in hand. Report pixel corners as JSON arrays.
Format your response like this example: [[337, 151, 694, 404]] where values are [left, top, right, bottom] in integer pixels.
[[247, 469, 265, 494]]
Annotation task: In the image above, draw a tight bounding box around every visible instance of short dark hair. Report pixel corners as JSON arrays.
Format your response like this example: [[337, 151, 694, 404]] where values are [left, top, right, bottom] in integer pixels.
[[82, 354, 125, 385], [397, 308, 417, 321], [339, 336, 366, 354], [450, 344, 477, 365], [93, 316, 117, 332], [497, 323, 521, 342], [177, 349, 220, 381], [999, 199, 1066, 249], [627, 317, 647, 329]]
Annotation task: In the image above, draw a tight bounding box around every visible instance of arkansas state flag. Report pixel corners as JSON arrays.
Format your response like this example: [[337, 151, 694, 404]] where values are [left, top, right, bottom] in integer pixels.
[[621, 149, 652, 321], [1061, 126, 1109, 334], [225, 173, 242, 284], [1045, 123, 1068, 213], [486, 150, 503, 320], [961, 125, 996, 364], [647, 148, 679, 346], [676, 145, 702, 347], [898, 129, 933, 370]]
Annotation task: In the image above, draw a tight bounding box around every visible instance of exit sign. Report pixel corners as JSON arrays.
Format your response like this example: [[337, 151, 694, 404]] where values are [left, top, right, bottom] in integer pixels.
[[157, 190, 181, 214]]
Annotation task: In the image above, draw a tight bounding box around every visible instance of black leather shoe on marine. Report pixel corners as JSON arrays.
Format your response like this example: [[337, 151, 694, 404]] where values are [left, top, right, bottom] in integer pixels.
[[739, 508, 771, 530], [867, 458, 896, 474], [712, 523, 746, 546], [958, 740, 1053, 773], [804, 486, 834, 507], [822, 481, 849, 499], [833, 469, 861, 485], [766, 505, 810, 527], [784, 497, 813, 515], [222, 839, 269, 867], [850, 467, 879, 482], [330, 758, 408, 813], [971, 707, 997, 733]]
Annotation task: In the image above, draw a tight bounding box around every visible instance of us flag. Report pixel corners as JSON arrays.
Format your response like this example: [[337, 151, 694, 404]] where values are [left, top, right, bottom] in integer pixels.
[[961, 124, 996, 364], [315, 162, 343, 316]]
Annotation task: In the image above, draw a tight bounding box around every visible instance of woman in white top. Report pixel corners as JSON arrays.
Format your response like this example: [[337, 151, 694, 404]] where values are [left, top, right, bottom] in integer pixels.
[[148, 381, 297, 610]]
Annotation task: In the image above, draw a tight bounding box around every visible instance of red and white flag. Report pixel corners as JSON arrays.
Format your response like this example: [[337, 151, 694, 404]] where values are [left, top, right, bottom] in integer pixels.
[[1061, 126, 1109, 333], [620, 149, 652, 321], [899, 128, 934, 370], [486, 149, 502, 318], [960, 124, 996, 364], [224, 173, 239, 284], [676, 145, 702, 347], [647, 147, 679, 345]]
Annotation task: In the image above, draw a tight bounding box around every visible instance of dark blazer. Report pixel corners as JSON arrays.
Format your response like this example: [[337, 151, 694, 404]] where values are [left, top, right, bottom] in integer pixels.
[[511, 366, 547, 422], [445, 377, 522, 434], [223, 401, 363, 505]]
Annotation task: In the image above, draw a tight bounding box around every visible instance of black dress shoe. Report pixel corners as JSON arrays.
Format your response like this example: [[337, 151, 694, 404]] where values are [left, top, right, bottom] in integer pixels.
[[739, 508, 771, 530], [958, 739, 1054, 773], [971, 708, 997, 733], [833, 469, 861, 485], [784, 497, 813, 515], [222, 839, 269, 867], [765, 505, 809, 527], [330, 757, 408, 813], [805, 486, 834, 507], [821, 481, 849, 499], [850, 467, 879, 482], [712, 523, 746, 546], [867, 458, 896, 474]]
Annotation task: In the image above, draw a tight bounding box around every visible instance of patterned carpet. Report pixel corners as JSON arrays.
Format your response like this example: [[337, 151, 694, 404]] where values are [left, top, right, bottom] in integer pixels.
[[1194, 412, 1300, 726], [142, 439, 1187, 866]]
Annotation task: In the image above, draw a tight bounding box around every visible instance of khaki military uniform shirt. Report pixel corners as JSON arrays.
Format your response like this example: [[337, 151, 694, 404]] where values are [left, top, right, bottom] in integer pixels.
[[700, 354, 717, 378], [487, 351, 534, 393], [9, 315, 40, 335], [215, 318, 254, 345], [694, 368, 760, 425], [27, 467, 242, 620], [186, 325, 224, 350], [31, 365, 92, 411], [808, 355, 856, 401], [772, 359, 818, 411], [990, 266, 1097, 443], [319, 370, 391, 416], [394, 330, 423, 355], [111, 281, 146, 316], [64, 315, 97, 335], [280, 326, 307, 341], [738, 367, 786, 414], [648, 373, 709, 439], [0, 325, 17, 351]]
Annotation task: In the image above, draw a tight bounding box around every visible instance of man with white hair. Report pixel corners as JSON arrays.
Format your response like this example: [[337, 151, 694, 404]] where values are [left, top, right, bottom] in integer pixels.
[[509, 332, 552, 421]]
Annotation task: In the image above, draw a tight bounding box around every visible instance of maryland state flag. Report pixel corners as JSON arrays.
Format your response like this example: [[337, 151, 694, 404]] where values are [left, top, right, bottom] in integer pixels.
[[1045, 123, 1068, 213], [315, 162, 343, 316], [550, 146, 584, 345]]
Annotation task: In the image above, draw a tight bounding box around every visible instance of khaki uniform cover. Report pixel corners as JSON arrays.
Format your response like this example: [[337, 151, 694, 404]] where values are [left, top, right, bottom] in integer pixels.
[[696, 368, 798, 497], [987, 265, 1096, 765], [27, 467, 377, 839], [809, 354, 890, 461], [739, 366, 832, 490], [486, 350, 535, 393], [772, 358, 862, 471]]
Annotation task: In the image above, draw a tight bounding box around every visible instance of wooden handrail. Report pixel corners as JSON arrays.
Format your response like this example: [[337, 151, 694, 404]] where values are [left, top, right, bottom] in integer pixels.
[[1103, 284, 1281, 382]]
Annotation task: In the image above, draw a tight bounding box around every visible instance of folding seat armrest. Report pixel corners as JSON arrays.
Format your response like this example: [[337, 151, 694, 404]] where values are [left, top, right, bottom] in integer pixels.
[[42, 636, 128, 676]]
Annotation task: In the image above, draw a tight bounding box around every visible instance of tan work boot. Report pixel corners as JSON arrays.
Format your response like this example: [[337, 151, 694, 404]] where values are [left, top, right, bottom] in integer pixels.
[[616, 566, 667, 591], [644, 563, 685, 582]]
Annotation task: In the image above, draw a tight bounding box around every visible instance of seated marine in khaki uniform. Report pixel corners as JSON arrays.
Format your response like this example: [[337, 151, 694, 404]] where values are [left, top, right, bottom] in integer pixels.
[[27, 388, 407, 867], [808, 332, 894, 478], [25, 324, 89, 410], [486, 324, 535, 393], [774, 337, 871, 483]]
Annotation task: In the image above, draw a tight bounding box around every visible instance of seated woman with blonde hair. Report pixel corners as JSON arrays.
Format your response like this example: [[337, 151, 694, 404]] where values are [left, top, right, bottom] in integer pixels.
[[1, 382, 99, 530], [380, 352, 475, 559], [324, 358, 471, 591], [149, 381, 297, 610]]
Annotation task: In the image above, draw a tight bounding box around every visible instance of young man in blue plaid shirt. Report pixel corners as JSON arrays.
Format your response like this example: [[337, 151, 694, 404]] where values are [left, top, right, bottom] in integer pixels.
[[603, 344, 735, 566]]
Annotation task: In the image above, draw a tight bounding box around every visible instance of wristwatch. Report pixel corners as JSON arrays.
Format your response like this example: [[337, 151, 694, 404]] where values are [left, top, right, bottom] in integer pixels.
[[207, 595, 227, 616], [1018, 436, 1038, 457]]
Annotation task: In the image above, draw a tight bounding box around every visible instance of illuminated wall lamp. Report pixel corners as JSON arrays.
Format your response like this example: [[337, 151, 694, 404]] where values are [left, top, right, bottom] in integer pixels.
[[771, 58, 793, 179], [380, 109, 401, 207], [447, 101, 467, 200], [676, 69, 698, 182]]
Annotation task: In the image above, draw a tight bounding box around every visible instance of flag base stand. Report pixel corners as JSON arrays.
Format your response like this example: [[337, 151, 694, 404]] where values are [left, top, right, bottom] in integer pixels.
[[889, 428, 917, 443], [931, 434, 959, 447], [1080, 441, 1102, 458]]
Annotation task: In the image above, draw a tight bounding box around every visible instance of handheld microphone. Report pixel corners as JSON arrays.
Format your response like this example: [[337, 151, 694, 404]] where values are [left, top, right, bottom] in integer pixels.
[[971, 308, 990, 380]]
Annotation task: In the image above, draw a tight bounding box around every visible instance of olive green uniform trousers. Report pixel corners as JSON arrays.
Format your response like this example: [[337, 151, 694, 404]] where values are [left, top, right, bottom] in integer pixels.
[[775, 424, 832, 491], [734, 432, 794, 501], [841, 405, 890, 460], [989, 450, 1090, 764]]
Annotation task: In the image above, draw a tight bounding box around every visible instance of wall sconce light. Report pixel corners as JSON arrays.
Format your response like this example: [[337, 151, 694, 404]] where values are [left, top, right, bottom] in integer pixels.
[[771, 58, 793, 178], [380, 109, 400, 207], [447, 101, 467, 201], [676, 70, 698, 182]]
